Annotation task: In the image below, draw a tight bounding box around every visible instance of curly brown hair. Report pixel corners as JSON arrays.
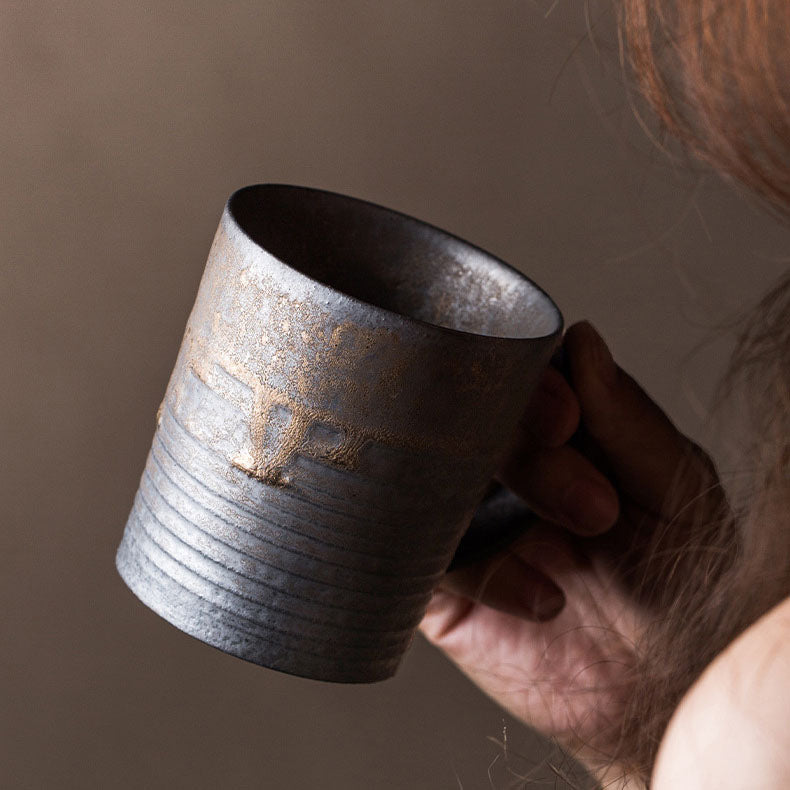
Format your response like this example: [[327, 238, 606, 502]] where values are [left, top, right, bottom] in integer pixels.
[[608, 1, 790, 783]]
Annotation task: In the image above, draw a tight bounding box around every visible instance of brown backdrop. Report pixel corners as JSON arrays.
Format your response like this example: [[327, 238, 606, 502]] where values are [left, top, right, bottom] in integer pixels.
[[3, 1, 787, 788]]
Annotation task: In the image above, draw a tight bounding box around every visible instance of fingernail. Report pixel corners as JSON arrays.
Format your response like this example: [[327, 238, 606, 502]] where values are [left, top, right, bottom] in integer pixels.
[[562, 476, 619, 534], [530, 584, 566, 621], [510, 560, 566, 621], [582, 321, 617, 388]]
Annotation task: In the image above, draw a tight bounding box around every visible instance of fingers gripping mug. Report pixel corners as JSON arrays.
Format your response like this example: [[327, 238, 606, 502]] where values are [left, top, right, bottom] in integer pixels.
[[116, 185, 563, 682]]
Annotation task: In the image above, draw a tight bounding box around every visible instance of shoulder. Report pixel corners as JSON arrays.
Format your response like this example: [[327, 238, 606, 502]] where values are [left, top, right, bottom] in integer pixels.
[[652, 595, 790, 789]]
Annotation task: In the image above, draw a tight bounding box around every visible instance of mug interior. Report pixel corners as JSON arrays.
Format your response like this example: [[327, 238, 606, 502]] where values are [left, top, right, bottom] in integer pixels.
[[229, 185, 561, 340]]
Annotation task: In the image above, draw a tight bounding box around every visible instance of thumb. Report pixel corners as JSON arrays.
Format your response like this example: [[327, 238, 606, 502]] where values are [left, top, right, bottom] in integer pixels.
[[563, 321, 720, 519]]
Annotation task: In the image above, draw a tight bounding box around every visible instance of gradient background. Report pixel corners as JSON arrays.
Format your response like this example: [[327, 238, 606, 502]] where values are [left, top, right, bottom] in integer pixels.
[[3, 1, 787, 788]]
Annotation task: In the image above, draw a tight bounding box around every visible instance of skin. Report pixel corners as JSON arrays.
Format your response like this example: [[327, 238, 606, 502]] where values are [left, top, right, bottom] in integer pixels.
[[419, 320, 789, 787], [652, 595, 790, 789]]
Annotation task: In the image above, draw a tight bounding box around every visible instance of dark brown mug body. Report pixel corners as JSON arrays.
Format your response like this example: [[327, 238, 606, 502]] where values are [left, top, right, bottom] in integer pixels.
[[116, 185, 563, 682]]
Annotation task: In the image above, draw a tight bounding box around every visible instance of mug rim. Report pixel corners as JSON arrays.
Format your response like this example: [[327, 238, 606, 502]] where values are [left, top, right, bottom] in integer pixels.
[[227, 183, 563, 344]]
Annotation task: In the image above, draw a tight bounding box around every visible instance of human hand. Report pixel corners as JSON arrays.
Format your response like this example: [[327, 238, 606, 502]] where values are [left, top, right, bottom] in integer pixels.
[[419, 321, 726, 780]]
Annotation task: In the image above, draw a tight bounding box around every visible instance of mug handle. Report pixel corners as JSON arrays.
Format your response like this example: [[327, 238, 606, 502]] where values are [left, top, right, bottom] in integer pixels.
[[448, 350, 614, 571], [447, 482, 535, 571], [448, 351, 587, 571]]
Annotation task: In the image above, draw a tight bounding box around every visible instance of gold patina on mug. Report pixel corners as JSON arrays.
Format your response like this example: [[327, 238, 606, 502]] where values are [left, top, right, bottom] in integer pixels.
[[116, 184, 563, 682]]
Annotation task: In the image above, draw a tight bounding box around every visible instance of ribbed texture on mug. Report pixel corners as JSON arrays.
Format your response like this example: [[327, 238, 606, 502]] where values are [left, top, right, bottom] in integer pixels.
[[116, 404, 457, 682]]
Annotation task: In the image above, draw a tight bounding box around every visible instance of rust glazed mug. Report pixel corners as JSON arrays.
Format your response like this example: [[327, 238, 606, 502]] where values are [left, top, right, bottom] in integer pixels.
[[116, 185, 563, 682]]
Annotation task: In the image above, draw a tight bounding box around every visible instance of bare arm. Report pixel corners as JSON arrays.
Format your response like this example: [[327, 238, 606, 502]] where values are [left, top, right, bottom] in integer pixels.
[[652, 595, 790, 788]]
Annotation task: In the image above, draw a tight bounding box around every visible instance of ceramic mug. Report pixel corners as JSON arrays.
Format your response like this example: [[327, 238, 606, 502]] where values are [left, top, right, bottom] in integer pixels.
[[116, 184, 563, 682]]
